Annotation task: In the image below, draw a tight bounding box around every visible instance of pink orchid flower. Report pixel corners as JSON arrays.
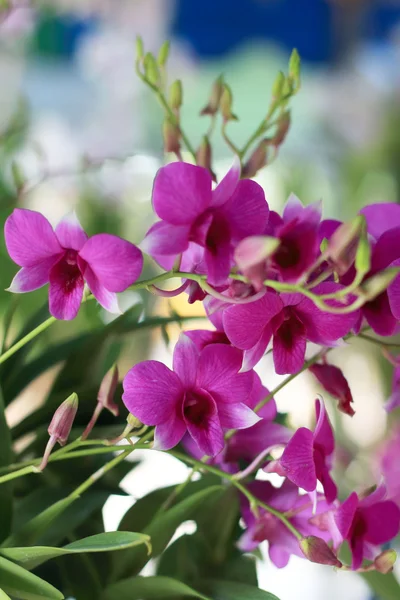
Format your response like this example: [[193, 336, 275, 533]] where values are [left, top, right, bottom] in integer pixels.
[[5, 208, 143, 320]]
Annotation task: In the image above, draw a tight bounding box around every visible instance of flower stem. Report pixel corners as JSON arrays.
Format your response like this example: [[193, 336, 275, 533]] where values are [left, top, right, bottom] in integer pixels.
[[0, 315, 56, 365], [357, 332, 400, 350], [169, 450, 303, 540]]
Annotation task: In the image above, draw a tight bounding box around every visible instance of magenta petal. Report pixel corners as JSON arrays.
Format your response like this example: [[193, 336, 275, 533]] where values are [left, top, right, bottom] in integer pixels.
[[219, 179, 269, 241], [279, 427, 317, 492], [350, 534, 364, 571], [272, 318, 306, 375], [154, 413, 186, 450], [223, 293, 283, 350], [217, 402, 260, 429], [79, 233, 143, 292], [295, 284, 357, 344], [197, 344, 253, 404], [141, 221, 190, 256], [204, 235, 232, 286], [55, 212, 88, 250], [360, 203, 400, 240], [5, 208, 63, 267], [184, 393, 224, 456], [7, 256, 59, 292], [246, 373, 277, 419], [363, 293, 397, 336], [49, 260, 84, 320], [269, 545, 291, 569], [122, 361, 184, 425], [211, 156, 241, 208], [83, 264, 120, 314], [152, 162, 212, 225], [184, 329, 229, 350], [387, 260, 400, 320], [313, 397, 335, 456], [334, 492, 358, 540], [173, 334, 199, 388], [283, 194, 321, 227], [363, 501, 400, 545], [241, 330, 272, 372], [319, 468, 338, 504]]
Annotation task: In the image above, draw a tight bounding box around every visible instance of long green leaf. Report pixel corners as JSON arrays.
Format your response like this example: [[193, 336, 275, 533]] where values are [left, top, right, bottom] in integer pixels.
[[202, 580, 280, 600], [0, 556, 63, 600], [102, 575, 210, 600], [361, 571, 400, 600], [0, 589, 11, 600], [1, 531, 151, 570], [113, 485, 224, 579], [0, 385, 12, 541]]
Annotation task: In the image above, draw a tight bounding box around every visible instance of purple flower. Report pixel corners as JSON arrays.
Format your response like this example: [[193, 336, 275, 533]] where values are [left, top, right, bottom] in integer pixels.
[[223, 282, 358, 374], [267, 194, 322, 283], [122, 334, 260, 456], [380, 428, 400, 506], [5, 209, 143, 320], [272, 397, 337, 504], [309, 362, 355, 416], [333, 487, 400, 570], [359, 227, 400, 336], [238, 480, 331, 568], [142, 159, 269, 285], [360, 203, 400, 241]]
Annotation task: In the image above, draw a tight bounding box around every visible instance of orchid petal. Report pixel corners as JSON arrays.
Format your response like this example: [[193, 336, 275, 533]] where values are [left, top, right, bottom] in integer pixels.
[[334, 492, 358, 540], [79, 233, 143, 292], [141, 221, 190, 256], [363, 501, 400, 545], [313, 397, 335, 456], [122, 361, 184, 425], [217, 402, 260, 429], [241, 328, 272, 372], [154, 413, 186, 451], [360, 203, 400, 240], [211, 156, 241, 208], [279, 427, 317, 492], [173, 334, 200, 388], [5, 208, 62, 267], [55, 212, 88, 250], [152, 162, 212, 225], [272, 316, 306, 375], [219, 179, 269, 241], [83, 263, 121, 314], [7, 256, 60, 292], [49, 260, 84, 320]]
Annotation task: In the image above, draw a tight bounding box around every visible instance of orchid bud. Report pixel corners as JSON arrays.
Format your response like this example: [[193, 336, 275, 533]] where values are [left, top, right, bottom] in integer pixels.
[[135, 36, 144, 61], [361, 267, 400, 302], [374, 549, 397, 574], [163, 117, 181, 155], [355, 228, 371, 277], [144, 52, 159, 86], [272, 71, 285, 101], [271, 110, 291, 147], [82, 365, 119, 441], [300, 536, 342, 568], [200, 75, 224, 116], [157, 40, 170, 67], [235, 236, 279, 271], [169, 80, 183, 112], [196, 136, 215, 180], [288, 48, 301, 89], [242, 140, 269, 178], [309, 363, 355, 416], [107, 413, 142, 445], [327, 216, 364, 275], [39, 393, 78, 470], [220, 83, 238, 123]]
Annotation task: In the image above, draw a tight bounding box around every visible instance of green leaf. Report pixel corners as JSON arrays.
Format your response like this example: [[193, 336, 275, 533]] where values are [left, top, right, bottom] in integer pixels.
[[202, 580, 280, 600], [0, 589, 12, 600], [0, 384, 12, 541], [113, 484, 224, 579], [361, 571, 400, 600], [3, 496, 76, 547], [1, 531, 151, 570], [102, 575, 210, 600], [0, 555, 63, 600]]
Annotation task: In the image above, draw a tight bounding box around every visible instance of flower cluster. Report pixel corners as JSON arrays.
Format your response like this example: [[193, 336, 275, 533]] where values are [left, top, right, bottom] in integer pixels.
[[5, 158, 400, 573]]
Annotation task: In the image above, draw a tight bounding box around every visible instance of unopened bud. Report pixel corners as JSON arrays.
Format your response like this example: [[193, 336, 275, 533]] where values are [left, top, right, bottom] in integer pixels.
[[361, 267, 400, 302], [196, 135, 215, 181], [327, 216, 364, 276], [309, 363, 354, 416], [107, 413, 143, 445], [82, 366, 119, 441], [169, 80, 183, 112], [355, 232, 371, 277], [40, 393, 78, 470], [163, 117, 181, 155], [220, 83, 238, 123], [200, 75, 224, 116], [144, 52, 160, 86], [157, 40, 170, 66], [234, 235, 279, 291], [374, 549, 397, 574], [300, 536, 342, 568], [288, 48, 301, 88], [242, 139, 269, 178], [271, 110, 291, 147], [272, 71, 285, 101], [136, 36, 144, 61]]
